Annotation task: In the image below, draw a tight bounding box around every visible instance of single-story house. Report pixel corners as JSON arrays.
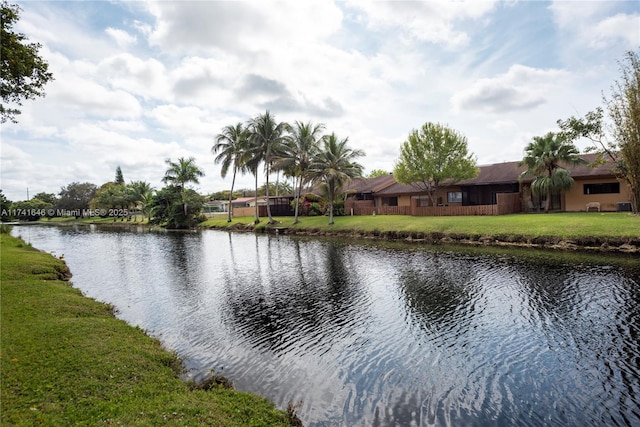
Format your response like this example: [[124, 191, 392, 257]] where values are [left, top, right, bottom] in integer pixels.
[[343, 153, 632, 216]]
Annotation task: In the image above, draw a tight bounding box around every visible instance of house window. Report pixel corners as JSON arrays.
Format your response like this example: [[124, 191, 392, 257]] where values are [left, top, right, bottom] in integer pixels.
[[447, 192, 462, 203], [357, 193, 374, 201], [584, 182, 620, 195], [382, 197, 398, 206]]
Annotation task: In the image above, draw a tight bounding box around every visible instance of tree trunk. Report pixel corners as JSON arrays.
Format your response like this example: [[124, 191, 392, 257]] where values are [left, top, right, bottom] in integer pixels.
[[545, 187, 551, 213], [294, 176, 302, 224], [227, 169, 236, 223], [254, 172, 260, 224], [265, 166, 274, 224], [181, 185, 188, 217], [328, 181, 335, 225]]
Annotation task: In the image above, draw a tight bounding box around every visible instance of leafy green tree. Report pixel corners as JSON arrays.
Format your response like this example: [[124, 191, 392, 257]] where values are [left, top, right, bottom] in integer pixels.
[[162, 157, 205, 217], [115, 166, 125, 185], [518, 132, 587, 213], [247, 111, 289, 224], [367, 169, 390, 178], [558, 50, 640, 213], [257, 181, 293, 197], [149, 185, 204, 229], [310, 133, 364, 225], [212, 122, 250, 222], [1, 1, 54, 123], [12, 198, 53, 221], [57, 182, 97, 213], [279, 121, 325, 224], [90, 182, 129, 211], [209, 190, 243, 201], [32, 192, 57, 206], [394, 122, 478, 207]]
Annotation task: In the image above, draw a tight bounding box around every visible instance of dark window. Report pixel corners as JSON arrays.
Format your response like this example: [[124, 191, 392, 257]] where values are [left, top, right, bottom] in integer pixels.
[[357, 193, 374, 201], [382, 197, 398, 206], [584, 182, 620, 195], [447, 192, 462, 203]]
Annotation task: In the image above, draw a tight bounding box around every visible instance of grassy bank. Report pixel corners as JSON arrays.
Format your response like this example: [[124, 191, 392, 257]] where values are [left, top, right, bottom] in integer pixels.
[[0, 234, 297, 426], [200, 212, 639, 252], [201, 212, 639, 239]]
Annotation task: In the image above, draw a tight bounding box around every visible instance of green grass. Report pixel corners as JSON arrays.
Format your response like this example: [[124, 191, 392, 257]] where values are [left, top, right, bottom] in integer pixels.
[[201, 212, 640, 240], [0, 234, 296, 426]]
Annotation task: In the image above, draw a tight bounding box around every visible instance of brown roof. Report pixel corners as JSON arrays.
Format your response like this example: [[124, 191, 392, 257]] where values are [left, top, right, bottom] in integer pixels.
[[372, 153, 619, 195], [374, 181, 423, 196], [563, 153, 619, 178], [458, 160, 523, 186], [344, 174, 396, 193]]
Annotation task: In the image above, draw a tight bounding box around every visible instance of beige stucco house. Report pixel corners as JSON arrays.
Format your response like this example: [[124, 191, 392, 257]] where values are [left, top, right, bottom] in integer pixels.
[[344, 153, 632, 215]]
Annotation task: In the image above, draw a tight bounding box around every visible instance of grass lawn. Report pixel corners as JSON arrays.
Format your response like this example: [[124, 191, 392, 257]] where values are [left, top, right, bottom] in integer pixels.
[[0, 234, 297, 426], [201, 212, 640, 240]]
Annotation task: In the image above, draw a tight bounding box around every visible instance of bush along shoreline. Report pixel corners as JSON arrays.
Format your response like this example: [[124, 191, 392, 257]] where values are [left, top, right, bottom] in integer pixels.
[[0, 233, 302, 427]]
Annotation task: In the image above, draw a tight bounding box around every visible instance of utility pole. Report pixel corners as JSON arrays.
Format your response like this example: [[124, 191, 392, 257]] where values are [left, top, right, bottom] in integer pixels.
[[26, 187, 29, 200]]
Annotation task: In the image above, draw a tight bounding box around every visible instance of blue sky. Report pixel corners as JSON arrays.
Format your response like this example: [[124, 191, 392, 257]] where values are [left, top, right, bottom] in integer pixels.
[[1, 0, 639, 201]]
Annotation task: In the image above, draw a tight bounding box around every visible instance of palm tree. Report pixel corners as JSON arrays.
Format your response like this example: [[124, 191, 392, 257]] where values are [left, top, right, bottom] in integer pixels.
[[162, 157, 205, 216], [128, 180, 153, 221], [309, 133, 364, 225], [246, 111, 289, 224], [212, 123, 249, 222], [279, 121, 325, 224], [519, 132, 587, 212]]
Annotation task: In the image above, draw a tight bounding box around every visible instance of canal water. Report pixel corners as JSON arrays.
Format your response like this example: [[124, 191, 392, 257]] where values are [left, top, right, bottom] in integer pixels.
[[12, 225, 640, 426]]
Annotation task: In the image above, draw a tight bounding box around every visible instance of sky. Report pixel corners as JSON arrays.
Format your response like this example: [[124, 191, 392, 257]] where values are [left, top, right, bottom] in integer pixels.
[[1, 0, 639, 201]]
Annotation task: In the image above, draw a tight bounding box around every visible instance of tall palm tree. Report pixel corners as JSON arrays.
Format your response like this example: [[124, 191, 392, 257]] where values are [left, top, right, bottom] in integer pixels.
[[162, 157, 205, 216], [279, 121, 325, 224], [519, 132, 587, 212], [309, 133, 364, 225], [212, 123, 249, 222], [247, 111, 289, 224]]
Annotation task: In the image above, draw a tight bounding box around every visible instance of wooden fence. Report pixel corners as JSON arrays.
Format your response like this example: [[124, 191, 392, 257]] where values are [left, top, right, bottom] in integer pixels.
[[412, 204, 497, 216], [350, 206, 412, 216], [234, 192, 522, 218], [496, 192, 522, 215], [232, 205, 294, 218], [348, 192, 522, 217]]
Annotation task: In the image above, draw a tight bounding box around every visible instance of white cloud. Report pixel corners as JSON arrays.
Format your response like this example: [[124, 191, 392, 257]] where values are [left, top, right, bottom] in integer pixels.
[[50, 74, 142, 119], [105, 27, 137, 48], [591, 13, 640, 48], [147, 104, 216, 139], [346, 0, 497, 47], [145, 1, 343, 54], [451, 65, 571, 114], [98, 53, 169, 101], [549, 1, 639, 50]]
